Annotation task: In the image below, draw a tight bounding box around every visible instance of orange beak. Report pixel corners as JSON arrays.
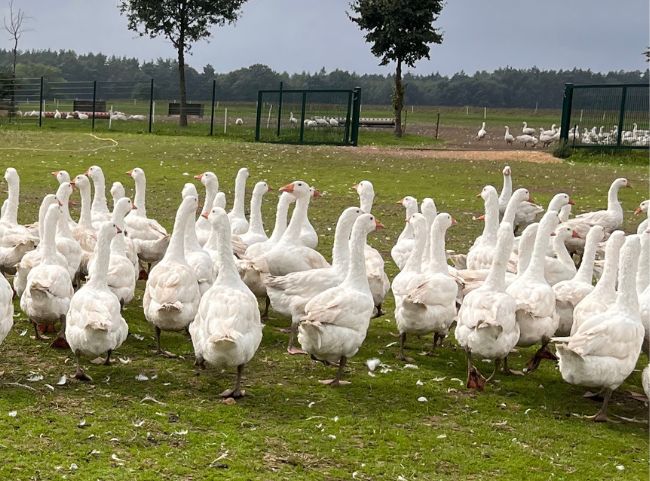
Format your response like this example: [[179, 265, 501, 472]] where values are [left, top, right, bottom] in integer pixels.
[[374, 219, 385, 231], [571, 230, 581, 239], [528, 195, 536, 203], [476, 192, 482, 198], [312, 190, 322, 198], [625, 182, 632, 188], [69, 181, 76, 188], [266, 184, 272, 191], [396, 198, 404, 205], [126, 170, 133, 176], [194, 174, 203, 180], [85, 169, 91, 176], [201, 212, 209, 219], [451, 217, 458, 225], [50, 171, 59, 177], [568, 199, 575, 205], [634, 207, 642, 215], [476, 214, 485, 221], [279, 183, 294, 193], [351, 183, 359, 190]]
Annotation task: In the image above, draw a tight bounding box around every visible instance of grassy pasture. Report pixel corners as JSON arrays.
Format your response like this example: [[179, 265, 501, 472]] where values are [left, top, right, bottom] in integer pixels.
[[0, 130, 647, 480]]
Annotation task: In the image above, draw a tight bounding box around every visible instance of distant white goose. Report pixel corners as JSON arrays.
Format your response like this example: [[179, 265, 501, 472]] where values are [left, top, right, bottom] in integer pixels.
[[504, 127, 514, 145], [515, 134, 538, 148], [522, 121, 535, 135], [476, 122, 486, 140]]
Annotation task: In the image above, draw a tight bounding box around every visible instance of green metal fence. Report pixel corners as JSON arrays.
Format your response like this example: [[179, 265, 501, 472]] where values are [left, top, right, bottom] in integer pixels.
[[255, 85, 361, 146], [560, 83, 649, 148]]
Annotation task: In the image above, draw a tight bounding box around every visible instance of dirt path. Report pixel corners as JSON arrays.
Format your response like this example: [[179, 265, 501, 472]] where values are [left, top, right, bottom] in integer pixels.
[[352, 146, 561, 164]]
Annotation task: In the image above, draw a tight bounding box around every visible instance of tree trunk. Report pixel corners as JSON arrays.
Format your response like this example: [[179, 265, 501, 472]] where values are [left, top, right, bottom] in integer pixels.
[[393, 59, 404, 138], [177, 47, 188, 127]]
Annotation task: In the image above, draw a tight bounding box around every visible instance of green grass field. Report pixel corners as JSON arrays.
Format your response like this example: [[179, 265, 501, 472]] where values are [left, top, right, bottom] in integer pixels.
[[0, 130, 647, 480]]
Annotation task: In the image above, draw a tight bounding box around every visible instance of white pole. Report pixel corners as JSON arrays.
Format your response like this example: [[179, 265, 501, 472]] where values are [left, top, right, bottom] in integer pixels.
[[109, 105, 113, 129], [224, 108, 228, 134], [152, 101, 155, 124], [465, 106, 469, 116], [579, 109, 583, 123], [216, 101, 219, 110], [483, 107, 487, 119], [266, 104, 273, 129], [411, 105, 414, 113]]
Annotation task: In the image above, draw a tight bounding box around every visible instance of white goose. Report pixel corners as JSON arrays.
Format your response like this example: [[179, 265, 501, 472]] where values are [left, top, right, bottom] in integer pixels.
[[54, 182, 83, 282], [66, 221, 128, 381], [476, 122, 486, 140], [298, 213, 381, 385], [240, 181, 271, 247], [20, 204, 74, 345], [522, 121, 535, 135], [51, 170, 71, 185], [506, 210, 560, 372], [143, 195, 201, 356], [419, 197, 437, 267], [498, 166, 512, 218], [637, 230, 650, 347], [228, 167, 250, 235], [504, 127, 514, 145], [553, 235, 643, 422], [194, 171, 219, 246], [456, 223, 519, 389], [244, 192, 294, 260], [0, 168, 38, 274], [86, 166, 112, 229], [393, 213, 457, 360], [0, 261, 13, 346], [562, 178, 629, 256], [190, 207, 264, 399], [545, 225, 577, 285], [14, 194, 59, 297], [391, 196, 418, 270], [70, 174, 97, 278], [110, 181, 125, 210], [88, 197, 137, 307], [354, 181, 390, 316], [181, 183, 214, 296], [552, 226, 604, 336], [572, 231, 625, 335], [299, 187, 320, 249], [266, 207, 362, 354], [635, 200, 649, 234], [124, 167, 170, 270], [466, 186, 499, 270]]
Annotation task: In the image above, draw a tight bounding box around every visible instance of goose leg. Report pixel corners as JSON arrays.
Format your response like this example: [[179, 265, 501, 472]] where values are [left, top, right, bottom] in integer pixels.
[[104, 349, 112, 366], [220, 364, 245, 399], [525, 340, 557, 372], [587, 388, 613, 422], [287, 323, 306, 355], [397, 333, 414, 362], [50, 316, 69, 349], [465, 350, 485, 390], [319, 356, 348, 386], [74, 351, 92, 382], [373, 304, 384, 319], [32, 320, 49, 340], [502, 355, 524, 376], [194, 355, 206, 370], [485, 359, 500, 382], [154, 326, 176, 358], [261, 296, 270, 320]]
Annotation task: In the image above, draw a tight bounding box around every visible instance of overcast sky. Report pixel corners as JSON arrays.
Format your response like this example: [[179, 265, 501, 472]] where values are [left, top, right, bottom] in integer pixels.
[[3, 0, 649, 76]]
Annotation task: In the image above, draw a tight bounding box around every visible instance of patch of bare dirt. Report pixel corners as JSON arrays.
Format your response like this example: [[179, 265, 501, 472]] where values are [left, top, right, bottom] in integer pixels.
[[352, 146, 561, 164]]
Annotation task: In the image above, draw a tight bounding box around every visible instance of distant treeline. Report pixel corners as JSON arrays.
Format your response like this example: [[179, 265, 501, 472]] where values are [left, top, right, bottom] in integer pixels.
[[1, 49, 648, 108]]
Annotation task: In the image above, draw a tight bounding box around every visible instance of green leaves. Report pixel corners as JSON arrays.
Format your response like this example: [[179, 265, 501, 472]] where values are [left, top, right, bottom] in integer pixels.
[[348, 0, 444, 67], [119, 0, 247, 53]]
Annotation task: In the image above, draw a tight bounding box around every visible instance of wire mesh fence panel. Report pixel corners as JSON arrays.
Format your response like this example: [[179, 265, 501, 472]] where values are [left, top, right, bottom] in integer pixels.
[[0, 77, 42, 126], [256, 88, 357, 145], [43, 80, 95, 129], [561, 83, 649, 148], [93, 81, 152, 133]]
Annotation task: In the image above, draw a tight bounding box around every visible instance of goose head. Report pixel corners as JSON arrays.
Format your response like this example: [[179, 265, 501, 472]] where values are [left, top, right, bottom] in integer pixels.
[[126, 167, 145, 181], [356, 212, 384, 235], [511, 188, 531, 204], [113, 197, 135, 222], [111, 182, 125, 201], [213, 191, 227, 210], [554, 224, 578, 241], [279, 180, 312, 199], [182, 182, 199, 199], [85, 165, 105, 182], [408, 212, 427, 236], [502, 165, 512, 176], [97, 221, 121, 244], [420, 197, 437, 221], [253, 181, 271, 197], [612, 178, 630, 190], [194, 171, 219, 190], [433, 212, 457, 232], [399, 195, 417, 210], [206, 206, 230, 236], [55, 182, 74, 204], [72, 174, 90, 192], [634, 200, 649, 215], [51, 170, 71, 184], [4, 167, 18, 186], [478, 185, 499, 204], [547, 193, 574, 212], [309, 186, 321, 199], [353, 180, 375, 213]]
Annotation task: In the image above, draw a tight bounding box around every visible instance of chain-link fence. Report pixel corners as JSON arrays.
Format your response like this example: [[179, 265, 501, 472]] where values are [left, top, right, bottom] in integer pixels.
[[560, 83, 649, 148]]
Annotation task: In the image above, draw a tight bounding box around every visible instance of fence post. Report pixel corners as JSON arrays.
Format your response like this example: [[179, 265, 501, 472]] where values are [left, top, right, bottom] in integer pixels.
[[276, 81, 283, 137], [559, 83, 574, 142], [435, 112, 440, 139], [350, 86, 361, 146], [148, 78, 154, 133], [209, 79, 216, 136], [299, 91, 306, 144], [344, 90, 352, 143], [616, 86, 627, 147], [38, 76, 44, 128], [91, 80, 97, 132], [254, 91, 263, 141]]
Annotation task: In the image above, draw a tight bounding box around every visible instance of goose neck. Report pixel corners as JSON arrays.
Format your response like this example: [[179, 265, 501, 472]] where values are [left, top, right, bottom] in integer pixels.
[[215, 222, 240, 285], [247, 190, 266, 235], [269, 194, 292, 243], [615, 241, 640, 315], [428, 222, 449, 275], [283, 195, 309, 240], [87, 231, 112, 288], [403, 224, 426, 273], [482, 198, 499, 244], [91, 174, 109, 213], [359, 193, 374, 214], [232, 172, 247, 217], [164, 208, 189, 263], [500, 175, 512, 204], [607, 182, 622, 212], [4, 178, 19, 225], [78, 184, 93, 228], [184, 212, 202, 252], [133, 176, 147, 217], [344, 225, 370, 289], [526, 221, 554, 280], [574, 233, 599, 284]]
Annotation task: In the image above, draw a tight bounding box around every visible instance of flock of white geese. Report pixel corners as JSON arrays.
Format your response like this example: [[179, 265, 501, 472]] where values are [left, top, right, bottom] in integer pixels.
[[0, 164, 647, 421]]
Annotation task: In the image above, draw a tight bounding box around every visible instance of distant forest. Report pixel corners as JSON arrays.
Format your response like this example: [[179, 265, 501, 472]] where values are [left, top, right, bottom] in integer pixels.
[[1, 49, 648, 108]]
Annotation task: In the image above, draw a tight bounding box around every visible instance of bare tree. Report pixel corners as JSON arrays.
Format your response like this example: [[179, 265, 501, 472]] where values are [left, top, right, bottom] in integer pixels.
[[4, 0, 28, 77]]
